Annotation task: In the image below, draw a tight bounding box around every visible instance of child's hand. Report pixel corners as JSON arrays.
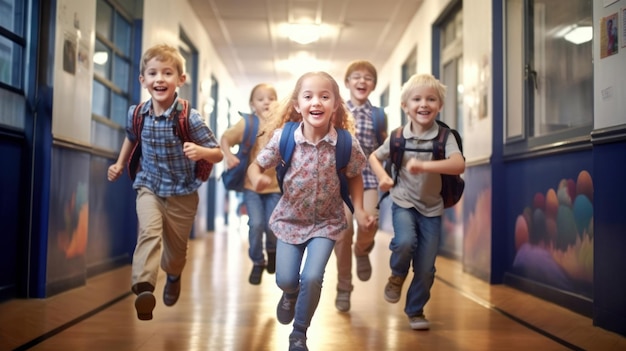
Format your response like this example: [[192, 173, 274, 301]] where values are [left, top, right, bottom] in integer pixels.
[[406, 158, 424, 175], [183, 142, 203, 161], [250, 174, 271, 192], [225, 154, 241, 169], [355, 209, 377, 231], [378, 176, 394, 192], [107, 164, 123, 182]]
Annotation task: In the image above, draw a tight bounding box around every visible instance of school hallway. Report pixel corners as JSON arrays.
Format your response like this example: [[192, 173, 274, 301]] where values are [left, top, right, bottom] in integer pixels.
[[1, 217, 624, 351]]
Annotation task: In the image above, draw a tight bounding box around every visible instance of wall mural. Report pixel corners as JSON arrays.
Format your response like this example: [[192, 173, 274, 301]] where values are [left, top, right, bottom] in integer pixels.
[[512, 170, 593, 298]]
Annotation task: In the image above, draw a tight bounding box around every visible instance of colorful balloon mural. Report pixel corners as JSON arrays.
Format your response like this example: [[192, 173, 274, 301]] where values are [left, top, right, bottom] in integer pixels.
[[512, 170, 593, 295]]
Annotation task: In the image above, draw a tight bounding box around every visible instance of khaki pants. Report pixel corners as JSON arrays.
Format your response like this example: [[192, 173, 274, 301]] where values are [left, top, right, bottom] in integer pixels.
[[131, 187, 198, 292], [334, 188, 379, 292]]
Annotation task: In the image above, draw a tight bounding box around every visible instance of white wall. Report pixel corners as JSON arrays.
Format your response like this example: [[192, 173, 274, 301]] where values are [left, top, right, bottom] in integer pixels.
[[593, 0, 626, 129]]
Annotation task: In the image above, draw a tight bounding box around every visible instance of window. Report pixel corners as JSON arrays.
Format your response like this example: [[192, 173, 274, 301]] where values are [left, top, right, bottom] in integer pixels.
[[505, 0, 592, 153], [400, 47, 417, 125], [92, 0, 134, 125], [179, 29, 198, 107], [440, 5, 463, 134], [0, 0, 26, 129]]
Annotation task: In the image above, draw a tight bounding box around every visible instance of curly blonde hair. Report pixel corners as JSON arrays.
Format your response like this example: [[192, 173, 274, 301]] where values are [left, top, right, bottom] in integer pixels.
[[260, 72, 355, 143]]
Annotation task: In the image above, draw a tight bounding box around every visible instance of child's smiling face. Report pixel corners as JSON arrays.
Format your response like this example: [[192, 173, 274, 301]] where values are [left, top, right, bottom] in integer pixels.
[[402, 85, 443, 129], [139, 58, 186, 109], [294, 74, 338, 132]]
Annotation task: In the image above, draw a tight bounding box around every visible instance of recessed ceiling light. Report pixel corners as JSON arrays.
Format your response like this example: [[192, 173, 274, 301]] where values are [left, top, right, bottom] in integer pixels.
[[287, 23, 321, 45], [564, 26, 592, 45]]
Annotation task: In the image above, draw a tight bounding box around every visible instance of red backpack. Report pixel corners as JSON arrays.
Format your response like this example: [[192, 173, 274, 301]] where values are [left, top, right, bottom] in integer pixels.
[[127, 98, 213, 182]]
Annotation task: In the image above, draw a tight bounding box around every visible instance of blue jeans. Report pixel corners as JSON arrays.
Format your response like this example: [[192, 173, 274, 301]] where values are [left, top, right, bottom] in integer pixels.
[[276, 237, 335, 331], [243, 190, 280, 265], [390, 203, 441, 317]]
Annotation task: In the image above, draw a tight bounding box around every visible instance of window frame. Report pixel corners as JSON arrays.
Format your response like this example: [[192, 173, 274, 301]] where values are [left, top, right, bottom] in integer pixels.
[[91, 0, 135, 125], [504, 0, 593, 158]]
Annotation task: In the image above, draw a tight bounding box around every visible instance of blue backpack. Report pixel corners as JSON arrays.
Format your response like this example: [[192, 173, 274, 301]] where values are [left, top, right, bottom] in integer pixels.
[[221, 112, 259, 191], [275, 122, 355, 213], [371, 106, 386, 146]]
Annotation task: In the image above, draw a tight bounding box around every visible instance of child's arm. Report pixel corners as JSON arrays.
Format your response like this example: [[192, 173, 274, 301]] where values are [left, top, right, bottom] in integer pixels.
[[247, 161, 272, 192], [107, 137, 134, 182], [219, 119, 245, 169], [348, 174, 377, 230], [368, 153, 394, 192], [406, 153, 465, 176], [183, 142, 224, 163]]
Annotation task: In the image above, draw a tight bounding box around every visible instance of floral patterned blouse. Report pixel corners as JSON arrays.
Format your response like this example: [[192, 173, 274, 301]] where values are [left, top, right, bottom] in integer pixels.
[[256, 123, 366, 244]]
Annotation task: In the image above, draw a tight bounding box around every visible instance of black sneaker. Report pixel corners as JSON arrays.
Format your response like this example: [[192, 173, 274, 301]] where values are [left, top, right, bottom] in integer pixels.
[[288, 331, 308, 351], [249, 265, 265, 285], [277, 293, 297, 324], [267, 252, 276, 274]]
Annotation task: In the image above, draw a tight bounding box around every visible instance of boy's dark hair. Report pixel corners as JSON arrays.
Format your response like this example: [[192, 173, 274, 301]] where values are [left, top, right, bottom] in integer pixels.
[[344, 60, 377, 87]]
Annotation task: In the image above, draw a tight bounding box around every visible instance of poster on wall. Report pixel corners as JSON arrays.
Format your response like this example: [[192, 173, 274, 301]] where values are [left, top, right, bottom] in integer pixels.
[[600, 13, 619, 58], [47, 148, 89, 294], [52, 0, 95, 144], [62, 33, 76, 75]]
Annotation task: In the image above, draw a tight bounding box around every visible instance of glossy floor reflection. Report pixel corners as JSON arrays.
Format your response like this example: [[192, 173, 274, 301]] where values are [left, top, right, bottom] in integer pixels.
[[1, 216, 625, 351]]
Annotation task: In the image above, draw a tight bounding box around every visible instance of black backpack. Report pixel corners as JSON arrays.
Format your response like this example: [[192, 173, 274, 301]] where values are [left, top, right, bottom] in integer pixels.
[[382, 120, 464, 208]]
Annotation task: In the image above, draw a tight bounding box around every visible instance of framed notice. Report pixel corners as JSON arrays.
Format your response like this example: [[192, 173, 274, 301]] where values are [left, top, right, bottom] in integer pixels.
[[601, 13, 619, 58]]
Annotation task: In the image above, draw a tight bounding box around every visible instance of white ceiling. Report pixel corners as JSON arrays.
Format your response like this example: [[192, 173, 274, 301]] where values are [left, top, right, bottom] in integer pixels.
[[188, 0, 423, 99]]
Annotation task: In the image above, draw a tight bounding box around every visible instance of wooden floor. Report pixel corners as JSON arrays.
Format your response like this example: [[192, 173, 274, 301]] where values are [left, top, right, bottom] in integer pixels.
[[1, 217, 625, 351]]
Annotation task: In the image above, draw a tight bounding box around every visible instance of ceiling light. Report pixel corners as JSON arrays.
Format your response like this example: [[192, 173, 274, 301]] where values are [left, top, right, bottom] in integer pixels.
[[564, 26, 592, 45], [287, 23, 321, 45], [93, 51, 108, 65]]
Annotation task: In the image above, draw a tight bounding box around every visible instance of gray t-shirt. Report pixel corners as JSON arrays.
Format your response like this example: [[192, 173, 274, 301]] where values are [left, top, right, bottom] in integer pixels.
[[374, 122, 461, 217]]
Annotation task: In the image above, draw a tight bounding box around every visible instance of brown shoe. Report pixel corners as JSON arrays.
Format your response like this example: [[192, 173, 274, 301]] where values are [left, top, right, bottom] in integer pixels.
[[135, 291, 156, 320], [163, 275, 181, 306], [384, 275, 406, 303], [356, 255, 372, 281]]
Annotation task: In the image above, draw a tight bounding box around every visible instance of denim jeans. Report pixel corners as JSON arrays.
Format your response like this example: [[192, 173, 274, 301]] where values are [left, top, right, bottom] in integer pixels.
[[276, 237, 335, 331], [390, 203, 441, 317], [243, 190, 280, 265]]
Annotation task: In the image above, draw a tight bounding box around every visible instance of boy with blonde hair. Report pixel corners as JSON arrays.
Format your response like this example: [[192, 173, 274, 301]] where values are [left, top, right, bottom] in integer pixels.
[[369, 73, 465, 329]]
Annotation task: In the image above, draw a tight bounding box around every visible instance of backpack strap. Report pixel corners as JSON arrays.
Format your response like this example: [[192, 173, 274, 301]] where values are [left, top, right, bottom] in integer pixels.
[[335, 129, 354, 213], [172, 98, 214, 181], [432, 122, 449, 161], [371, 106, 386, 146], [377, 126, 403, 208], [240, 113, 259, 157], [173, 98, 191, 142], [276, 121, 299, 192], [127, 102, 146, 180], [276, 122, 355, 213]]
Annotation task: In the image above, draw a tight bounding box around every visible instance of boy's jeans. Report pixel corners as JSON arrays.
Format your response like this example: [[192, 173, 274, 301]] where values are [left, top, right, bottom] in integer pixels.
[[390, 203, 441, 317], [243, 190, 280, 265], [276, 237, 335, 331]]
